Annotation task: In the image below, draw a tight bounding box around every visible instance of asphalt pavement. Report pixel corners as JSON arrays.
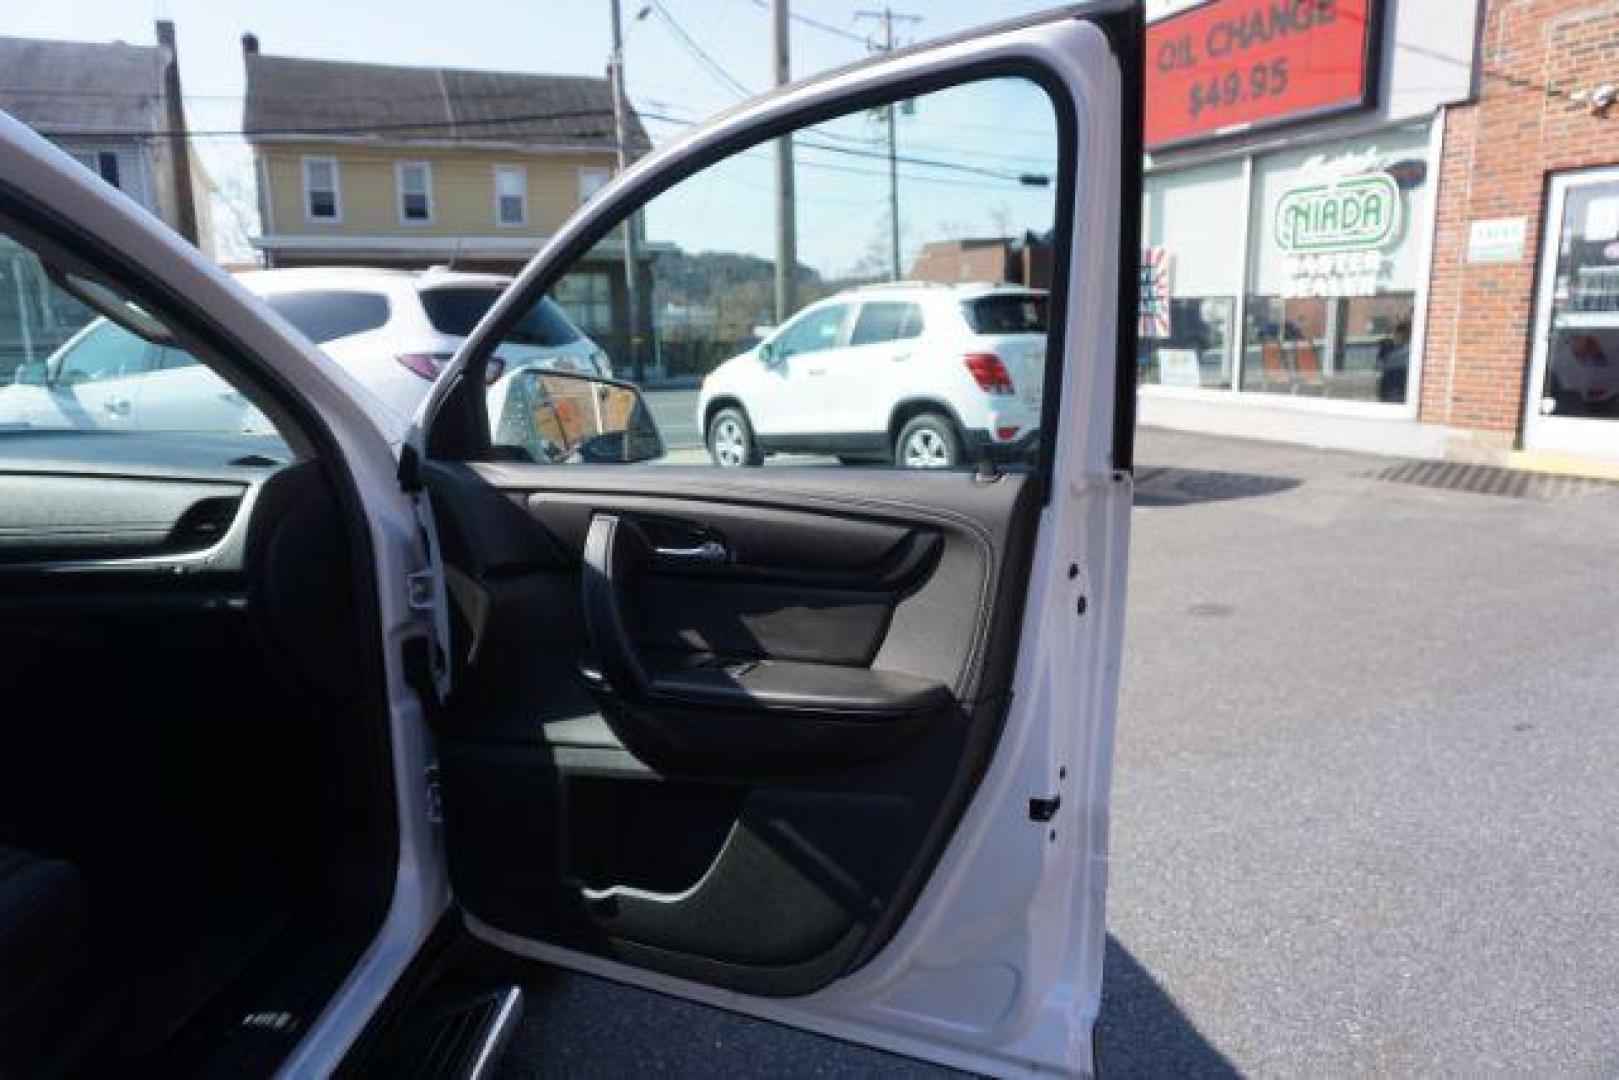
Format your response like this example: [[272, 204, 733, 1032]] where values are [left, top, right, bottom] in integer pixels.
[[645, 386, 702, 452], [500, 425, 1619, 1077]]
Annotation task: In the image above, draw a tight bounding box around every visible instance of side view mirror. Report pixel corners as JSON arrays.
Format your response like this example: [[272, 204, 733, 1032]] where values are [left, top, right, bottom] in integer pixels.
[[492, 369, 665, 465], [12, 361, 48, 387], [758, 341, 781, 365]]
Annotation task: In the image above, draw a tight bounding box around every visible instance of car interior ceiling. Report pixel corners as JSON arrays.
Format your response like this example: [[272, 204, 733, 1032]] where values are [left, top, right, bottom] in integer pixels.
[[0, 383, 395, 1069]]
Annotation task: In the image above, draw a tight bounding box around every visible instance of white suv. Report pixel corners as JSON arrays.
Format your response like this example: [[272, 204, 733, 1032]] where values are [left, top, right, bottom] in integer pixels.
[[697, 282, 1048, 468], [243, 267, 607, 433]]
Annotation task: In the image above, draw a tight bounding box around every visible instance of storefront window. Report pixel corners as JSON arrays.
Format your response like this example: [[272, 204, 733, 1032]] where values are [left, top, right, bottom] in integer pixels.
[[1540, 181, 1619, 421], [1242, 125, 1430, 403], [1141, 160, 1245, 389]]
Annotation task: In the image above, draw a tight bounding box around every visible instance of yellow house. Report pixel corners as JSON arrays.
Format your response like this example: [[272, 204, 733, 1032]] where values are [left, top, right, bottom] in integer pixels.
[[242, 34, 649, 347]]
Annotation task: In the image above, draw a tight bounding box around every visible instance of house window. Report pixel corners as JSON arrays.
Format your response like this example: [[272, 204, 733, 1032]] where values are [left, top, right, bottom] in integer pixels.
[[578, 166, 611, 206], [69, 150, 126, 192], [303, 157, 341, 222], [494, 165, 527, 226], [554, 271, 614, 334], [397, 162, 433, 224]]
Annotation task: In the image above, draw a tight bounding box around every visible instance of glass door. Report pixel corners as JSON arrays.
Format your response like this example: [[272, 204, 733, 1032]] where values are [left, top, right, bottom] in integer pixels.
[[1525, 169, 1619, 460]]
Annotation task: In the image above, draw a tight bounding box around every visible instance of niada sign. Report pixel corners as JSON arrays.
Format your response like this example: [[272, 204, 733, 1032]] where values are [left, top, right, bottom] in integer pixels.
[[1276, 172, 1400, 253], [1275, 171, 1401, 298]]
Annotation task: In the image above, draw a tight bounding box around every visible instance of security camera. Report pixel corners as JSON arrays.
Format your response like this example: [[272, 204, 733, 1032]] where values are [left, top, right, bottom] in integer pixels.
[[1573, 83, 1618, 115]]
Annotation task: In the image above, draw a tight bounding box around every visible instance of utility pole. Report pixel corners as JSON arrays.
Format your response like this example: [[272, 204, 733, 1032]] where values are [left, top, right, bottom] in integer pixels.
[[155, 21, 199, 247], [771, 0, 797, 325], [856, 8, 920, 281], [609, 0, 644, 381]]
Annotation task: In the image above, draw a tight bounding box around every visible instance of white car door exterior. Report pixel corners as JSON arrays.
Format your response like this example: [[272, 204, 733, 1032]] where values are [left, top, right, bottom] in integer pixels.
[[30, 320, 150, 430], [753, 300, 852, 438], [822, 299, 928, 440], [413, 7, 1143, 1077]]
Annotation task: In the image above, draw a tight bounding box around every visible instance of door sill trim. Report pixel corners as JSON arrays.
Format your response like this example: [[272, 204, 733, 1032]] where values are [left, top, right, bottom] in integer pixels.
[[462, 914, 1080, 1078]]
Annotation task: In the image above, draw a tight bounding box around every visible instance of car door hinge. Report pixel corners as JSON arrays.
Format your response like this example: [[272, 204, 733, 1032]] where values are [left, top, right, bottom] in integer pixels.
[[1028, 794, 1062, 822], [424, 762, 443, 825], [397, 442, 423, 493]]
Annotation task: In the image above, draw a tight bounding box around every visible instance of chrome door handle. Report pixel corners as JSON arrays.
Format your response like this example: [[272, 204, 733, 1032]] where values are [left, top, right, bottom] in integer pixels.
[[890, 352, 911, 362], [102, 397, 131, 416], [806, 366, 827, 375], [652, 539, 728, 563]]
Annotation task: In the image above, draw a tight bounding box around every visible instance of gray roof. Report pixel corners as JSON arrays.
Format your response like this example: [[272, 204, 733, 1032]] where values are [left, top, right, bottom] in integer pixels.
[[244, 53, 648, 151], [0, 35, 164, 136]]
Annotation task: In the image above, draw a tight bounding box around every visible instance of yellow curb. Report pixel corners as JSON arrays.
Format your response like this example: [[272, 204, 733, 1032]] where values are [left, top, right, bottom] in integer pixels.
[[1505, 450, 1619, 482]]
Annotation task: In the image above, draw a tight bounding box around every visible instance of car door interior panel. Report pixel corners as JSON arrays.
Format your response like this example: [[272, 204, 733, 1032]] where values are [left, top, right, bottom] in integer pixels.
[[424, 460, 1040, 995], [0, 438, 392, 1073]]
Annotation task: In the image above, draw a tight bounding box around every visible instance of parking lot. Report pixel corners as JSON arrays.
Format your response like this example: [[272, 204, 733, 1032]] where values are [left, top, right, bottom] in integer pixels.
[[501, 424, 1619, 1077]]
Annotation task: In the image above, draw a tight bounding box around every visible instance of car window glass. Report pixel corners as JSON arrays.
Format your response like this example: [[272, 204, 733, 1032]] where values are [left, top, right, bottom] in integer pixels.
[[775, 305, 847, 358], [963, 294, 1047, 334], [503, 297, 582, 348], [850, 302, 924, 346], [419, 287, 501, 337], [421, 288, 582, 346], [152, 345, 200, 370], [476, 76, 1059, 471], [264, 290, 390, 345], [0, 228, 288, 455], [55, 320, 150, 384]]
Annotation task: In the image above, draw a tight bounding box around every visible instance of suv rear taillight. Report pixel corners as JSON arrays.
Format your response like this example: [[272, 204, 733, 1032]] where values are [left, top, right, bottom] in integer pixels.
[[963, 352, 1014, 395], [395, 352, 453, 381]]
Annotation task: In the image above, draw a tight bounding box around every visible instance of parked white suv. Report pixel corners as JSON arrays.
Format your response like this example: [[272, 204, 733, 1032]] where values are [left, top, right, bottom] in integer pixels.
[[243, 267, 608, 432], [0, 316, 279, 437], [0, 268, 606, 441], [697, 282, 1048, 468]]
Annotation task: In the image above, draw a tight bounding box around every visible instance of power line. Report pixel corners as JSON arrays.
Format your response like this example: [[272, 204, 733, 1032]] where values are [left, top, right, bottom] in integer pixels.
[[26, 84, 1049, 186], [743, 0, 869, 45], [636, 111, 1043, 190], [36, 105, 624, 141], [648, 0, 754, 98]]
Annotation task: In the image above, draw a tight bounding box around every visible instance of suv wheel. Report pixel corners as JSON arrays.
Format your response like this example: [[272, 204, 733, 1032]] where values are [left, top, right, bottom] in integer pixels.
[[707, 406, 762, 467], [895, 413, 961, 469]]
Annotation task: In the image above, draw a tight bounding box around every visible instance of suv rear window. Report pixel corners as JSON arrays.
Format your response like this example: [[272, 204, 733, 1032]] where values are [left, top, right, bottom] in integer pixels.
[[962, 294, 1047, 334], [420, 287, 580, 346], [263, 290, 391, 345]]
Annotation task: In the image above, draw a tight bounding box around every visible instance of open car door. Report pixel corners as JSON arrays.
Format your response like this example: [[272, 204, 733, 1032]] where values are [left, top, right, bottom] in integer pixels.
[[410, 6, 1142, 1075]]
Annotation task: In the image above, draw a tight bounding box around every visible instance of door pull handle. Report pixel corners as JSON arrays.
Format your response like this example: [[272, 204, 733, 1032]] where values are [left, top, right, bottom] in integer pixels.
[[652, 539, 728, 563]]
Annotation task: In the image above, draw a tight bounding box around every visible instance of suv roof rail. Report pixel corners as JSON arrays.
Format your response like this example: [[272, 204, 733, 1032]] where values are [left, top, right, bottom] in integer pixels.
[[854, 279, 1039, 293]]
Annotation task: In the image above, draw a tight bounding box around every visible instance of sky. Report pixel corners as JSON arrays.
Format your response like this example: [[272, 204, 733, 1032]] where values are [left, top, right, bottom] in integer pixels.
[[0, 0, 1075, 270]]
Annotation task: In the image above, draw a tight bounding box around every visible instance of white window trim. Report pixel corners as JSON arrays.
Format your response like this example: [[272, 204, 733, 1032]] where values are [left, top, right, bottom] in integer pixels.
[[577, 165, 611, 206], [396, 161, 435, 226], [493, 164, 528, 227], [302, 155, 342, 224]]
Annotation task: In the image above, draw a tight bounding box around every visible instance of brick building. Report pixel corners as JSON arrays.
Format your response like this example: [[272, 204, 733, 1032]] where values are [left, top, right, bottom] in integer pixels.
[[1136, 0, 1619, 473], [908, 235, 1053, 289], [1422, 1, 1619, 468], [1135, 0, 1487, 459]]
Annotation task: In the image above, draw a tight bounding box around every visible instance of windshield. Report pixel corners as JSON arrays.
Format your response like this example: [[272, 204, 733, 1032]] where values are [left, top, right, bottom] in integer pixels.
[[420, 287, 581, 346], [962, 294, 1048, 335]]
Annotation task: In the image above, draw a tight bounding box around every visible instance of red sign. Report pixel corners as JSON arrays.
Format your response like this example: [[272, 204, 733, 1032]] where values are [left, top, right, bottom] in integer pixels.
[[1146, 0, 1379, 151]]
